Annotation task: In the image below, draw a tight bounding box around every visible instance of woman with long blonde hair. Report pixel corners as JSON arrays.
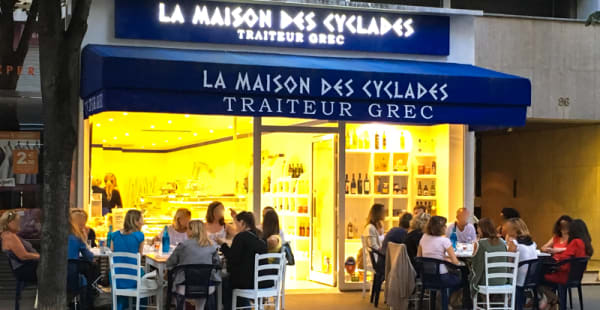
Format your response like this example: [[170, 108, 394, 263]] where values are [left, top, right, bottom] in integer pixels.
[[167, 220, 221, 310], [102, 172, 122, 216], [0, 210, 39, 283]]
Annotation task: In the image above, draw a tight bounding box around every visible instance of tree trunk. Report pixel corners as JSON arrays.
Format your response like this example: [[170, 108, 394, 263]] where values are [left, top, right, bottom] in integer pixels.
[[37, 0, 91, 308]]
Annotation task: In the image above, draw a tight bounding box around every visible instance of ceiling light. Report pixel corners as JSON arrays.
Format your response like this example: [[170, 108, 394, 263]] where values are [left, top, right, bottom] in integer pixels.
[[125, 133, 129, 136], [193, 132, 198, 136], [209, 130, 214, 134], [108, 118, 114, 122], [228, 125, 233, 129], [168, 120, 172, 124], [123, 112, 128, 116], [178, 137, 182, 140], [150, 125, 155, 129], [113, 137, 117, 140], [184, 114, 190, 118], [96, 123, 101, 127], [152, 143, 156, 146], [164, 140, 169, 143], [141, 146, 145, 149], [102, 139, 106, 143]]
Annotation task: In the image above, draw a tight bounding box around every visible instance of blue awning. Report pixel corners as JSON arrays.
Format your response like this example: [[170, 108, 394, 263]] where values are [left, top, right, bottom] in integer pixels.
[[81, 44, 531, 127]]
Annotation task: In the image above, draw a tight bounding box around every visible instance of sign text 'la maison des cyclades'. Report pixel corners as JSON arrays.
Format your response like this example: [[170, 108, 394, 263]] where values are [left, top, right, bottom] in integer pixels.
[[114, 0, 450, 55]]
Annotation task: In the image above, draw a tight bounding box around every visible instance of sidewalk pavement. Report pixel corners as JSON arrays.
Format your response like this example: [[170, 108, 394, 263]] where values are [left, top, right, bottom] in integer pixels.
[[4, 286, 600, 309]]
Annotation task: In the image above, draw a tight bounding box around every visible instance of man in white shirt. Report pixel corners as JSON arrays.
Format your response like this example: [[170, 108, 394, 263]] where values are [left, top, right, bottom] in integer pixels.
[[446, 208, 477, 243]]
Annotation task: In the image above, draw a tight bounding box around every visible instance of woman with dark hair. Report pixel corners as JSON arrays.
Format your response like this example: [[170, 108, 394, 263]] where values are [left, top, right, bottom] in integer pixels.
[[205, 201, 236, 245], [216, 211, 267, 310], [418, 216, 462, 286], [497, 207, 520, 236], [363, 203, 386, 251], [262, 210, 282, 253], [540, 219, 593, 309], [541, 215, 572, 255], [470, 218, 507, 299]]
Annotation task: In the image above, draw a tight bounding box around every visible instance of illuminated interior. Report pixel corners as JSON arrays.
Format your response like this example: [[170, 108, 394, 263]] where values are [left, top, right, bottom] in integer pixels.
[[85, 111, 464, 290]]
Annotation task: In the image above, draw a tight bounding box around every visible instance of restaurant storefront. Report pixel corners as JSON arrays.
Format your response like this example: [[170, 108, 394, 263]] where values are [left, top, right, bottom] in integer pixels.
[[79, 0, 530, 291]]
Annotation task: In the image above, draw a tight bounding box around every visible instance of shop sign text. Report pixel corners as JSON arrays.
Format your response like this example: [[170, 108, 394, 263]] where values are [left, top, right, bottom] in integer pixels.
[[115, 0, 450, 55]]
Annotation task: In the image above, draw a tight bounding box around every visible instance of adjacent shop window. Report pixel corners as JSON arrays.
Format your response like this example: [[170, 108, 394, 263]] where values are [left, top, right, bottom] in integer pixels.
[[88, 112, 253, 238]]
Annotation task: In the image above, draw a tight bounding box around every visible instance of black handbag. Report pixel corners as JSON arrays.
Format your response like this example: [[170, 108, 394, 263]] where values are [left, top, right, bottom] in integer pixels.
[[282, 242, 295, 266]]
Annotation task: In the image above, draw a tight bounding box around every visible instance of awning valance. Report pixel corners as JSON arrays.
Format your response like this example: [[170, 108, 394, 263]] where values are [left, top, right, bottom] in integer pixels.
[[81, 44, 530, 127]]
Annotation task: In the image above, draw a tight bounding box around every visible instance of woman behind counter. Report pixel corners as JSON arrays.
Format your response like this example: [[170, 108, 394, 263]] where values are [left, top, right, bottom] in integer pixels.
[[167, 220, 221, 310], [102, 173, 123, 216]]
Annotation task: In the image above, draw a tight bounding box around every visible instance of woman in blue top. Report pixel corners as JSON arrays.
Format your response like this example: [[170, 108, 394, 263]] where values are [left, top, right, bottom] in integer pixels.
[[110, 209, 145, 310], [68, 209, 96, 309]]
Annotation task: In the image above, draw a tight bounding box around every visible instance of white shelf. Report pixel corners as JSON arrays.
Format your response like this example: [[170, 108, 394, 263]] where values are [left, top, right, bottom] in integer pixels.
[[391, 195, 409, 199], [416, 196, 437, 200], [263, 193, 309, 199], [392, 172, 410, 176], [345, 194, 371, 198], [346, 149, 372, 154], [373, 172, 392, 176], [415, 153, 436, 157], [416, 175, 437, 179]]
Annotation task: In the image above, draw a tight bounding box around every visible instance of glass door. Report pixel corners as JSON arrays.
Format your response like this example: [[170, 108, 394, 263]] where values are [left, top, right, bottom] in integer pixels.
[[309, 134, 338, 286]]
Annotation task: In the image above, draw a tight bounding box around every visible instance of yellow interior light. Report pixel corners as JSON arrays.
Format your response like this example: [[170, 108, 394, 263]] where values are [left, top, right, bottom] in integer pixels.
[[184, 114, 190, 118], [168, 120, 172, 124], [209, 130, 213, 134], [96, 123, 101, 127], [109, 118, 114, 122], [150, 125, 155, 129], [123, 112, 128, 116], [194, 132, 199, 136], [178, 137, 182, 140], [113, 137, 117, 140], [125, 133, 129, 136]]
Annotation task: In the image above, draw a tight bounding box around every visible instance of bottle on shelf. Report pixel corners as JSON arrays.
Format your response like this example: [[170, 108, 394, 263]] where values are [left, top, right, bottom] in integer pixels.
[[423, 184, 429, 196], [432, 161, 436, 175], [300, 225, 305, 237], [306, 225, 310, 237], [382, 180, 389, 194], [393, 183, 400, 194], [347, 221, 354, 239], [417, 181, 423, 196], [288, 163, 293, 178], [399, 132, 405, 151], [431, 181, 436, 196], [375, 132, 380, 150], [345, 174, 350, 194], [382, 131, 387, 150], [351, 174, 357, 195], [364, 174, 370, 194], [357, 173, 363, 195]]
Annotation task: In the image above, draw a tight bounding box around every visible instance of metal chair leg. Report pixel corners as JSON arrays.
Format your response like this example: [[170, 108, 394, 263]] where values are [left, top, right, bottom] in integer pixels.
[[578, 286, 584, 310], [569, 288, 573, 309]]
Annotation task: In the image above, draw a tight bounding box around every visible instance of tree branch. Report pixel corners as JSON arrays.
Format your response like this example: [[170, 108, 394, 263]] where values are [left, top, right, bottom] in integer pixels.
[[15, 0, 38, 58], [66, 0, 91, 48], [38, 0, 63, 41]]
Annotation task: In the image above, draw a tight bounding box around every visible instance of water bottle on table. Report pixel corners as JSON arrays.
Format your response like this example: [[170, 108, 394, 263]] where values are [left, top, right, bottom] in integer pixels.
[[162, 225, 170, 254], [450, 230, 458, 250]]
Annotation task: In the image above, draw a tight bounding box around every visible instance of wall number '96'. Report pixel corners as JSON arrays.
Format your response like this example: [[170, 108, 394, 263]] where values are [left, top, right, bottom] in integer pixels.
[[558, 97, 570, 107]]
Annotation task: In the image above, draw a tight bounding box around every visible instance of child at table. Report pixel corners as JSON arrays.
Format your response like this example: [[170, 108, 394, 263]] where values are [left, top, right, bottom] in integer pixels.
[[111, 209, 146, 310], [167, 220, 221, 310]]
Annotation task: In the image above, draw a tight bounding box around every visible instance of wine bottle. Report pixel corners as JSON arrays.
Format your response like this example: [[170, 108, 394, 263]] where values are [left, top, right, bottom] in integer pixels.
[[357, 173, 363, 195], [364, 174, 370, 194], [351, 174, 357, 195], [418, 181, 423, 196], [375, 132, 380, 150], [431, 181, 436, 196], [345, 174, 350, 194], [432, 161, 437, 175], [347, 221, 354, 239], [382, 131, 387, 150], [423, 185, 429, 196]]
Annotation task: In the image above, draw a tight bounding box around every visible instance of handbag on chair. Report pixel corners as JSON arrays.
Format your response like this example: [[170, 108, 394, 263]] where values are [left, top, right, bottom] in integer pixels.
[[282, 242, 295, 266]]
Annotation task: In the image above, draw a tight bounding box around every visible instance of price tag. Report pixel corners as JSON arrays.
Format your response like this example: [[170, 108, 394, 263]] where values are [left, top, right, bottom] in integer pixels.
[[12, 149, 38, 174]]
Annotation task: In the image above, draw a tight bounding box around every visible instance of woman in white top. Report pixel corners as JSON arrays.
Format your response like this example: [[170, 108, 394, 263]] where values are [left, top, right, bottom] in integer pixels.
[[418, 216, 461, 286], [205, 201, 236, 245], [505, 218, 538, 287], [154, 208, 191, 246], [362, 203, 386, 250]]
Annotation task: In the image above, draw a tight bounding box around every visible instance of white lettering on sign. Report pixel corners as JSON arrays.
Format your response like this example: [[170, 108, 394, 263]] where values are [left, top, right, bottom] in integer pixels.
[[158, 2, 418, 47]]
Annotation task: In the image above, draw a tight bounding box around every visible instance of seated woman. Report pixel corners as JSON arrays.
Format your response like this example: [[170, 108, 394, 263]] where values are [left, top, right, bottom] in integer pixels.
[[110, 210, 145, 310], [0, 210, 39, 284], [205, 201, 236, 245], [404, 213, 430, 265], [262, 210, 282, 254], [505, 217, 538, 305], [382, 212, 412, 254], [469, 218, 507, 300], [363, 203, 385, 251], [216, 211, 267, 310], [540, 219, 593, 309], [541, 215, 572, 257], [262, 207, 285, 242], [167, 220, 221, 310], [68, 209, 96, 309], [155, 208, 192, 246], [417, 216, 462, 287]]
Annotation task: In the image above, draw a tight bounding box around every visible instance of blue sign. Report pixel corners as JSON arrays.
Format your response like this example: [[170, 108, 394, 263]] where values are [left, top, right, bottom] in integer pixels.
[[81, 45, 531, 127], [114, 0, 450, 55]]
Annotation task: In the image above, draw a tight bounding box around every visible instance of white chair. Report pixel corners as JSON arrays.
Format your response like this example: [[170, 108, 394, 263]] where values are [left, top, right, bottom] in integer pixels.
[[232, 252, 286, 310], [109, 252, 161, 310], [473, 252, 520, 310], [279, 247, 287, 310], [360, 236, 376, 298]]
